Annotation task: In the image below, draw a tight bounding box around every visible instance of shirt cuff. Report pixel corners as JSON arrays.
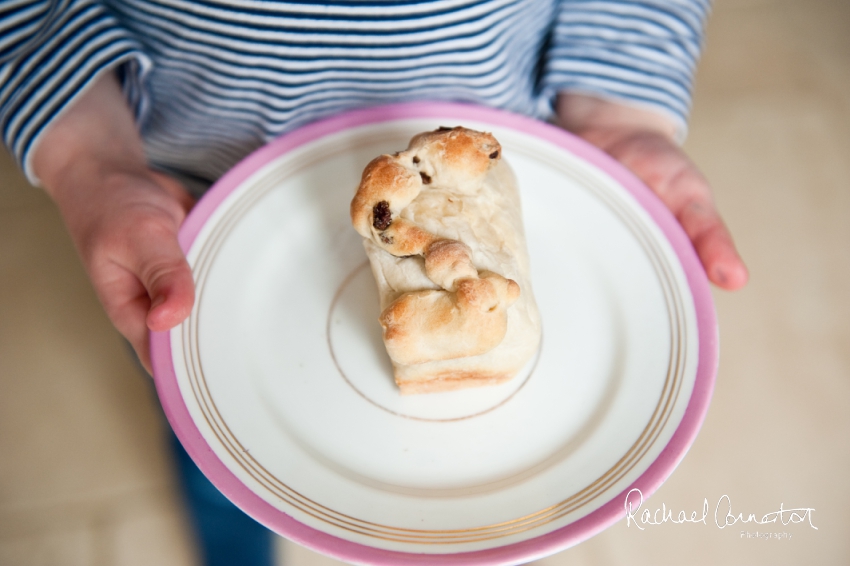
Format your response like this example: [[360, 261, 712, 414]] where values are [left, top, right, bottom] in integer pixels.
[[0, 0, 151, 185], [540, 0, 711, 142]]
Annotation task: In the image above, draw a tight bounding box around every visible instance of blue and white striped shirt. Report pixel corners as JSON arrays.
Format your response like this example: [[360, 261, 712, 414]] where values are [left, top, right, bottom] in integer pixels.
[[1, 0, 710, 185]]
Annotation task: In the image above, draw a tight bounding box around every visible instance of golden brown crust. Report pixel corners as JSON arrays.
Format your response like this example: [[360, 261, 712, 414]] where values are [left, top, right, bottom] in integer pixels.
[[378, 272, 519, 366], [376, 218, 438, 257], [350, 126, 502, 246], [407, 127, 500, 188], [396, 370, 513, 395], [350, 155, 420, 238], [423, 239, 477, 291]]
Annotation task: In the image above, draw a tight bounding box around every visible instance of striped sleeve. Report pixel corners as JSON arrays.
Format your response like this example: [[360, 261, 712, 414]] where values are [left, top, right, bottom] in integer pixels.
[[541, 0, 711, 139], [0, 0, 151, 183]]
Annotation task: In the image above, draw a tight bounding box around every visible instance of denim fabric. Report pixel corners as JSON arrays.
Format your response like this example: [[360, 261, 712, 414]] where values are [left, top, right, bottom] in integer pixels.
[[170, 432, 275, 566], [127, 340, 275, 566]]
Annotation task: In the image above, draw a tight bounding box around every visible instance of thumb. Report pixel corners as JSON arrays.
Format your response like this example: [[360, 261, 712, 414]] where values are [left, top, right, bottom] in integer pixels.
[[129, 220, 195, 333]]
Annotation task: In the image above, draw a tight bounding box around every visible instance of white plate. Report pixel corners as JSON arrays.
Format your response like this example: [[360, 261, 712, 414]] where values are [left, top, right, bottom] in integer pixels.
[[152, 103, 717, 565]]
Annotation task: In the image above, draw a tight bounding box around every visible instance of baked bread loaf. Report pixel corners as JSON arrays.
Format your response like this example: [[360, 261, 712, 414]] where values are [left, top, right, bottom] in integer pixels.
[[350, 127, 541, 394]]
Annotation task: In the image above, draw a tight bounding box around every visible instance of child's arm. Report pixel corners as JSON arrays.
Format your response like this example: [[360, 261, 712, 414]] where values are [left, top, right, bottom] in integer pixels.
[[557, 93, 748, 290], [31, 72, 195, 372]]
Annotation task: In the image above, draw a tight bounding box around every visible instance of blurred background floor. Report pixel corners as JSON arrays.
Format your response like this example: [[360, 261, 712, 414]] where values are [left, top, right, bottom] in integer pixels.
[[1, 0, 848, 564]]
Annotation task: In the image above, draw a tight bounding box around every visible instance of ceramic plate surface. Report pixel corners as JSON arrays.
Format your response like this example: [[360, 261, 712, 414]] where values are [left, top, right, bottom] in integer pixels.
[[151, 103, 717, 565]]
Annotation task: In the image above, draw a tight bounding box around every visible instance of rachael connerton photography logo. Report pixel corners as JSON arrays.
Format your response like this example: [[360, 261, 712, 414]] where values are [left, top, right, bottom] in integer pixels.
[[623, 489, 817, 538]]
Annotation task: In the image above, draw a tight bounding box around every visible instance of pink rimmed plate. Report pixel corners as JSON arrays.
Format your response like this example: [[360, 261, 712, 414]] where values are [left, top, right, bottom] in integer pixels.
[[151, 103, 716, 565]]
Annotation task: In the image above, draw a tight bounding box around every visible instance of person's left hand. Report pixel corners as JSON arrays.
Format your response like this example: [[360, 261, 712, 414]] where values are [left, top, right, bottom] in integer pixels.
[[557, 93, 748, 290]]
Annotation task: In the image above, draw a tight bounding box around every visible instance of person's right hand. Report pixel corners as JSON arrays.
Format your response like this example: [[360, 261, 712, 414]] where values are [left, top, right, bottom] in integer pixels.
[[33, 72, 195, 373], [56, 166, 195, 373]]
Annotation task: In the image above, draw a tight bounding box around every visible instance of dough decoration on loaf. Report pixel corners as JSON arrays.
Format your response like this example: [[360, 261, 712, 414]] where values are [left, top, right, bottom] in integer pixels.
[[351, 126, 541, 394]]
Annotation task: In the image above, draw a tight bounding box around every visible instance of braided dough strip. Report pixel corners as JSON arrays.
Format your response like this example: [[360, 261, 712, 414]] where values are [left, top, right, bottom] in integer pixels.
[[351, 127, 541, 393]]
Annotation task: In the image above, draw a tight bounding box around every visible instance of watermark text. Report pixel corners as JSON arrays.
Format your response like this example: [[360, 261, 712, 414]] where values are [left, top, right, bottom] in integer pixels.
[[624, 489, 817, 532]]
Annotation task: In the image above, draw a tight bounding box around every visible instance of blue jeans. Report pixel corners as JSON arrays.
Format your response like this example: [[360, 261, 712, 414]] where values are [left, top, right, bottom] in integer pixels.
[[169, 431, 276, 566], [129, 340, 276, 565]]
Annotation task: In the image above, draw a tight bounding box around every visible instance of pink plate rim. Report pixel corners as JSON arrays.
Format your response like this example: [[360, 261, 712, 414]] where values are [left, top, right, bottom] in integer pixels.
[[150, 102, 717, 565]]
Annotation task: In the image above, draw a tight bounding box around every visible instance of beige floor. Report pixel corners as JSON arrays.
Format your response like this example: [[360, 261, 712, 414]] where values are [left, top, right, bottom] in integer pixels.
[[1, 0, 848, 564]]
